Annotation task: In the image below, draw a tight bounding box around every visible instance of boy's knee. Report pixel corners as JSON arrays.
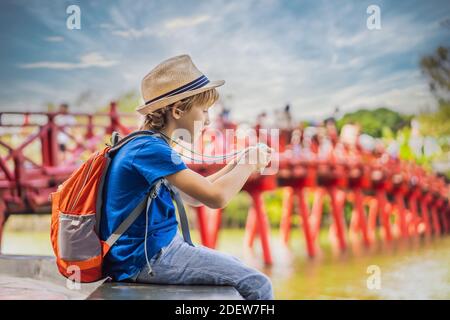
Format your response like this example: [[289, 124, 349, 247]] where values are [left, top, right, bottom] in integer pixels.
[[238, 271, 274, 300]]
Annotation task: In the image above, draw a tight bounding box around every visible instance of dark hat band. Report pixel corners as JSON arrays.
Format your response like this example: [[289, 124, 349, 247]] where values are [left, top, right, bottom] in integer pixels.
[[145, 75, 210, 105]]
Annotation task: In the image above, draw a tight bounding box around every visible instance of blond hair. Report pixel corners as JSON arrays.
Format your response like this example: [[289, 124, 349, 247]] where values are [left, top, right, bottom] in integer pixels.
[[140, 88, 219, 131]]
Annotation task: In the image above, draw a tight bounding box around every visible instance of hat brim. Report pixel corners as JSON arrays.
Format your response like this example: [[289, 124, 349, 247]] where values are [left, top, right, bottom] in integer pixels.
[[136, 79, 225, 115]]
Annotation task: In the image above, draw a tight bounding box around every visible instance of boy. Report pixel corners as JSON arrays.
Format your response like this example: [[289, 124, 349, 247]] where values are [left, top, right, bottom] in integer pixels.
[[101, 55, 274, 300]]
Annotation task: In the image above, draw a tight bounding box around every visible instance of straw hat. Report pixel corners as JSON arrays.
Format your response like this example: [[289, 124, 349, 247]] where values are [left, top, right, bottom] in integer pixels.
[[136, 54, 225, 115]]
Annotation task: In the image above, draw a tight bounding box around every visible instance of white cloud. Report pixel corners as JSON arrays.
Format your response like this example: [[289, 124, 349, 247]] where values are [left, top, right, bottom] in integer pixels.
[[44, 36, 64, 42], [112, 27, 159, 39], [111, 14, 212, 39], [19, 52, 118, 70], [6, 0, 446, 120], [164, 15, 211, 29]]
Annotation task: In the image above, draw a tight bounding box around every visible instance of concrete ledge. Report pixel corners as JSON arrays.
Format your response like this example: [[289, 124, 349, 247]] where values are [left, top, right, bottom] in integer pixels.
[[87, 282, 243, 300], [0, 255, 102, 299], [0, 255, 243, 300]]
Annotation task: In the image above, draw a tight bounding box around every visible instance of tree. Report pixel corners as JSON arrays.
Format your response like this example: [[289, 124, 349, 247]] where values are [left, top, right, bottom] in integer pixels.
[[419, 45, 450, 179], [419, 45, 450, 146], [418, 100, 450, 140], [337, 108, 410, 138], [420, 46, 450, 100]]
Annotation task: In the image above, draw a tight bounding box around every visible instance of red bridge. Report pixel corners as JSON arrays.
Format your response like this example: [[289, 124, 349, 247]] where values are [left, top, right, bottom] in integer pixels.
[[1, 103, 449, 265]]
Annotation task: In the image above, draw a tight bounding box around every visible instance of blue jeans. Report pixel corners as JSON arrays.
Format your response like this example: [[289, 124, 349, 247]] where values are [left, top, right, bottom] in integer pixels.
[[133, 233, 274, 300]]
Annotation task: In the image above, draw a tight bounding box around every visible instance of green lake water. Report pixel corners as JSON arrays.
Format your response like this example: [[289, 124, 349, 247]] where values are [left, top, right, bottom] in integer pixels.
[[2, 215, 449, 299]]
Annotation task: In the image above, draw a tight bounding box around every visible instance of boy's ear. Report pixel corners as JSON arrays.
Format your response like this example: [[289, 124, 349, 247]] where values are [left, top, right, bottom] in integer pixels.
[[171, 102, 184, 119]]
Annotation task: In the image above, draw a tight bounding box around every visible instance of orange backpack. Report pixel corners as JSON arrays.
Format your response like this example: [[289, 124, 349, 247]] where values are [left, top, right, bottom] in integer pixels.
[[50, 130, 193, 283]]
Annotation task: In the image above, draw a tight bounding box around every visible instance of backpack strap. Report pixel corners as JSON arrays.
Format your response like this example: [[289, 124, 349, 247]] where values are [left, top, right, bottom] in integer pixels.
[[95, 130, 161, 234], [101, 130, 194, 254], [163, 179, 194, 247], [104, 179, 164, 253], [111, 131, 121, 147], [108, 130, 160, 155], [95, 155, 112, 234]]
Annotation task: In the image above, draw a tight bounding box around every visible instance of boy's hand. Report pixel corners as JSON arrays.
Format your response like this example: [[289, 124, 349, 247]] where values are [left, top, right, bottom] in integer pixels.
[[237, 144, 273, 172], [234, 147, 251, 164]]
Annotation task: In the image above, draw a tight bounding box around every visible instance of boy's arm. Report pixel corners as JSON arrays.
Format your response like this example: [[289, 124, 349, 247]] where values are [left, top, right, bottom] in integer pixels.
[[176, 188, 203, 207], [177, 152, 246, 206], [205, 161, 238, 183], [178, 161, 238, 207], [166, 147, 271, 209], [166, 162, 256, 209]]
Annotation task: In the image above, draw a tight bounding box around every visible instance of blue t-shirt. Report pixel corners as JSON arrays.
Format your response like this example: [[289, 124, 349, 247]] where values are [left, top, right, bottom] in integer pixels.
[[100, 132, 187, 281]]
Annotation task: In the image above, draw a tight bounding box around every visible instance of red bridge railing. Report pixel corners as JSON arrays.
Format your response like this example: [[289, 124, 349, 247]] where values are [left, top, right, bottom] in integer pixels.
[[0, 104, 448, 265]]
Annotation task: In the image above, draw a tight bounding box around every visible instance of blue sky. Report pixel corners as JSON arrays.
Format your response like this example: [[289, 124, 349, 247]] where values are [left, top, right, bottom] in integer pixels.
[[1, 0, 449, 121]]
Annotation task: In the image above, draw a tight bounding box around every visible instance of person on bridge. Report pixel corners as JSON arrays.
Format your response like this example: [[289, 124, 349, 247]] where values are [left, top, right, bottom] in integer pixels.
[[100, 55, 274, 300], [55, 103, 76, 162]]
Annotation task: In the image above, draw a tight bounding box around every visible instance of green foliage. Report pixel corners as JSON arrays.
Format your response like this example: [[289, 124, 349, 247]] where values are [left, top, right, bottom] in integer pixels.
[[223, 193, 252, 228], [222, 191, 287, 228], [418, 100, 450, 138], [222, 191, 292, 228], [397, 127, 414, 161], [220, 189, 335, 228], [417, 45, 450, 179], [264, 190, 285, 227], [337, 108, 411, 138], [420, 46, 450, 99], [117, 91, 141, 113]]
